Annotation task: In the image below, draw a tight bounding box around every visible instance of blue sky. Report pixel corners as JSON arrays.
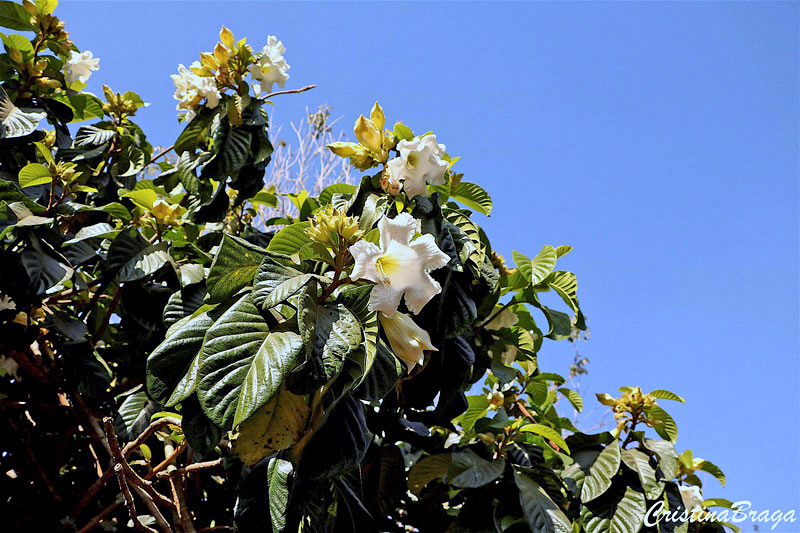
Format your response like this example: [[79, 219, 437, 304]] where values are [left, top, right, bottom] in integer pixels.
[[58, 1, 799, 529]]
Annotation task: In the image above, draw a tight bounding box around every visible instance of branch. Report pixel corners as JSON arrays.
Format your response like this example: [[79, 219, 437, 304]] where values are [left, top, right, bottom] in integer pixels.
[[149, 145, 175, 164], [168, 473, 197, 533], [263, 84, 316, 100], [115, 464, 157, 533]]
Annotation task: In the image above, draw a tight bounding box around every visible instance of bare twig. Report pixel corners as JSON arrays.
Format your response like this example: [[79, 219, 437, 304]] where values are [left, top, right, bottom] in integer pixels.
[[150, 144, 175, 164], [115, 464, 156, 533], [169, 473, 197, 533], [263, 84, 316, 100]]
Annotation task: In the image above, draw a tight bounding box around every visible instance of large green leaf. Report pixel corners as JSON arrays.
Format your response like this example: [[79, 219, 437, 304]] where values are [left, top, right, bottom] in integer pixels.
[[557, 387, 583, 412], [63, 222, 117, 245], [107, 231, 169, 282], [268, 457, 294, 532], [450, 181, 493, 215], [266, 221, 311, 257], [196, 294, 302, 429], [252, 251, 304, 308], [146, 310, 215, 404], [233, 331, 303, 427], [621, 449, 663, 500], [642, 439, 679, 480], [313, 302, 362, 383], [645, 405, 678, 444], [48, 93, 105, 123], [260, 273, 315, 310], [695, 459, 726, 487], [18, 163, 52, 188], [0, 179, 45, 214], [546, 270, 579, 314], [206, 234, 267, 302], [647, 390, 685, 403], [520, 424, 570, 454], [337, 285, 378, 386], [513, 245, 557, 287], [514, 470, 572, 533], [211, 119, 252, 176], [449, 449, 505, 488], [581, 441, 621, 502], [581, 485, 646, 533], [0, 1, 35, 31], [455, 395, 489, 431], [407, 453, 452, 495], [355, 339, 403, 402], [166, 354, 199, 407]]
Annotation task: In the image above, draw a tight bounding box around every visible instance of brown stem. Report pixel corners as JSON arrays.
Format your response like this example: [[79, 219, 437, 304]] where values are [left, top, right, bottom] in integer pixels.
[[263, 84, 316, 99], [76, 500, 121, 533], [115, 464, 157, 533], [169, 473, 196, 533], [149, 145, 175, 165]]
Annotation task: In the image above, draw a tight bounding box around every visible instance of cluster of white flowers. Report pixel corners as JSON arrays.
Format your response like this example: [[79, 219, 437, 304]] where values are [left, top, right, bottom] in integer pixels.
[[64, 50, 100, 86], [170, 63, 221, 122], [249, 35, 290, 97], [384, 135, 448, 198]]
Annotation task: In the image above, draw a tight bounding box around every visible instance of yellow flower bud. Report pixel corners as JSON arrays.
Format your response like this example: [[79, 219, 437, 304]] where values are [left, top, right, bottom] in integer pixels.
[[370, 101, 385, 132], [219, 26, 235, 49], [213, 42, 230, 67], [327, 142, 360, 158], [379, 312, 437, 371], [354, 115, 382, 154], [487, 391, 505, 409], [151, 199, 182, 226], [200, 52, 218, 70]]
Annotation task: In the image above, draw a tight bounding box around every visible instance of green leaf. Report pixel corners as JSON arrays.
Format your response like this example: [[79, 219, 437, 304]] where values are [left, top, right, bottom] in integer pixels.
[[702, 498, 734, 509], [520, 424, 570, 454], [645, 405, 678, 444], [116, 390, 151, 438], [0, 1, 35, 31], [455, 395, 489, 431], [546, 271, 579, 314], [206, 234, 267, 302], [514, 470, 572, 533], [696, 459, 726, 487], [232, 331, 303, 427], [525, 245, 558, 286], [250, 188, 278, 208], [581, 485, 646, 533], [146, 311, 215, 404], [557, 388, 583, 412], [121, 189, 158, 211], [393, 121, 414, 141], [647, 389, 685, 403], [355, 339, 403, 402], [165, 355, 199, 407], [48, 93, 104, 123], [260, 273, 315, 310], [449, 449, 505, 488], [642, 439, 679, 480], [620, 449, 663, 500], [314, 302, 362, 383], [252, 251, 304, 308], [18, 163, 52, 188], [450, 181, 492, 215], [407, 453, 451, 495], [581, 441, 621, 502], [318, 183, 357, 207], [555, 245, 572, 258], [63, 222, 117, 245], [175, 108, 214, 154], [337, 285, 378, 387], [266, 221, 311, 257], [0, 178, 45, 214], [35, 0, 58, 16], [75, 124, 116, 147], [296, 279, 318, 347], [1, 33, 33, 61], [117, 242, 169, 282], [268, 457, 294, 532]]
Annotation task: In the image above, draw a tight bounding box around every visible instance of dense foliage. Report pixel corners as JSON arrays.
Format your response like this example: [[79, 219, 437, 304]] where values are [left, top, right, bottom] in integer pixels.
[[0, 1, 737, 532]]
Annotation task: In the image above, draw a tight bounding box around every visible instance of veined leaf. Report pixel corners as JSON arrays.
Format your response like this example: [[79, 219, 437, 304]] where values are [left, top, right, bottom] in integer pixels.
[[252, 251, 304, 308], [581, 485, 646, 533], [557, 388, 583, 412], [546, 271, 579, 314], [206, 234, 267, 302], [266, 221, 311, 257], [268, 457, 294, 532], [449, 449, 505, 488], [407, 453, 451, 495], [18, 163, 51, 188], [520, 424, 570, 454], [515, 470, 572, 533], [260, 273, 315, 310], [645, 405, 678, 444], [642, 439, 679, 480], [450, 181, 492, 215], [621, 449, 663, 500], [695, 459, 726, 487], [581, 441, 621, 502], [63, 222, 117, 245], [647, 389, 685, 403], [455, 395, 489, 431]]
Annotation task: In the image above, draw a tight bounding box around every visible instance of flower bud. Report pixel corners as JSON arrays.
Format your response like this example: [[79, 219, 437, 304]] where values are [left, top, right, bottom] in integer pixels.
[[213, 42, 230, 67], [379, 312, 437, 371], [487, 391, 505, 409], [370, 101, 385, 131], [327, 142, 359, 158], [219, 26, 235, 49], [354, 115, 382, 154]]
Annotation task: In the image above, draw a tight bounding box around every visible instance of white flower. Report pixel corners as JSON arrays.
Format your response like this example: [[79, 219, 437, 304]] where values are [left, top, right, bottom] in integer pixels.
[[349, 213, 449, 317], [249, 35, 290, 97], [679, 485, 703, 511], [0, 294, 15, 312], [170, 63, 220, 121], [64, 50, 100, 85], [385, 135, 448, 198], [379, 312, 437, 371]]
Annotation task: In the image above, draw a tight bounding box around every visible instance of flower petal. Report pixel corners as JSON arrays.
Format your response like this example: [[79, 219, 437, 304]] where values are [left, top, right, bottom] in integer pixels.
[[349, 240, 383, 283], [368, 284, 403, 317], [410, 234, 450, 271], [403, 273, 442, 314], [378, 212, 416, 250]]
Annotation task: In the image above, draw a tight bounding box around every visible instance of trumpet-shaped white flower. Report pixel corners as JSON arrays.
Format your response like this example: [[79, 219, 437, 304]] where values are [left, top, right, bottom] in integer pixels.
[[64, 50, 100, 85], [349, 213, 449, 317], [379, 312, 437, 371], [250, 35, 290, 97], [679, 485, 703, 511], [384, 135, 448, 198], [171, 63, 220, 121]]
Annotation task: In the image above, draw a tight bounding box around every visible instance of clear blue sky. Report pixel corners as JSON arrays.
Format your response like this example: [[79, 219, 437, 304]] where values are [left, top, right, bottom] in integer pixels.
[[58, 1, 799, 529]]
